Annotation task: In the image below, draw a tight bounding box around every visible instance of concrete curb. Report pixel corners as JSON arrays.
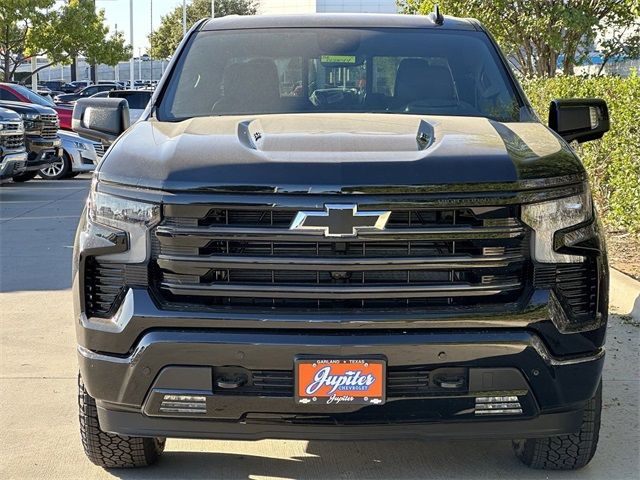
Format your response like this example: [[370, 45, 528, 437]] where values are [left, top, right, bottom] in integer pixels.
[[609, 268, 640, 320]]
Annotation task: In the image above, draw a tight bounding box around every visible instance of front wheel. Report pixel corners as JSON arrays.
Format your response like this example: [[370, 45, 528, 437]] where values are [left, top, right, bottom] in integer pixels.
[[11, 171, 38, 182], [78, 374, 165, 468], [39, 154, 70, 180], [513, 381, 602, 470]]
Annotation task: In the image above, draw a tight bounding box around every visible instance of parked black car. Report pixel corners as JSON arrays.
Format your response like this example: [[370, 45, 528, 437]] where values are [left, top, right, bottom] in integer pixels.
[[55, 83, 119, 104], [40, 80, 67, 92], [0, 100, 61, 181], [61, 80, 93, 93], [72, 13, 609, 471], [0, 107, 28, 183]]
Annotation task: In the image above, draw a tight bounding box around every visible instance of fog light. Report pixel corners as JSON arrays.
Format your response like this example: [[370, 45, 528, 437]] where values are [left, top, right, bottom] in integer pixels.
[[159, 394, 207, 414], [474, 395, 522, 415]]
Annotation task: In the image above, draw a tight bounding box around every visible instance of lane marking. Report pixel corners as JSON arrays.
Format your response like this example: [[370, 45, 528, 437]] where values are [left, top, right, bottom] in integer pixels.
[[0, 215, 80, 221]]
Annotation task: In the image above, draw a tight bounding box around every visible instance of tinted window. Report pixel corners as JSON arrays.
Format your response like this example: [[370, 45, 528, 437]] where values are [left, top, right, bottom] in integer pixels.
[[2, 84, 55, 106], [159, 28, 522, 122], [0, 88, 20, 101], [110, 91, 151, 109]]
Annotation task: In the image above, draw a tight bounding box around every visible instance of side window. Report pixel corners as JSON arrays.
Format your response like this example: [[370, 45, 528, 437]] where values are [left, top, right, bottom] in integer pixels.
[[0, 88, 20, 101]]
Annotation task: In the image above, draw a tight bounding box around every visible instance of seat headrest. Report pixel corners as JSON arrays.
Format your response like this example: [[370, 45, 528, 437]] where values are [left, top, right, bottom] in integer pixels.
[[394, 58, 457, 104], [222, 58, 280, 104]]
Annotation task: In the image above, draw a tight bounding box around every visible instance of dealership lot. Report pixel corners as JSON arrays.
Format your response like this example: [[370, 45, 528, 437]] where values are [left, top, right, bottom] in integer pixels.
[[1, 177, 638, 480]]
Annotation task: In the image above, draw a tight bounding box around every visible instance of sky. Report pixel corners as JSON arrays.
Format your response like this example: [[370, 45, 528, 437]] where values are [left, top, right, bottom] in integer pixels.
[[55, 0, 191, 54]]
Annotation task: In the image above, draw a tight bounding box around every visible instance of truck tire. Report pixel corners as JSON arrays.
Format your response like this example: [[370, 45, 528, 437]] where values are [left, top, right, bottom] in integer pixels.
[[78, 374, 165, 468], [513, 381, 601, 470], [39, 154, 70, 180], [11, 171, 38, 182]]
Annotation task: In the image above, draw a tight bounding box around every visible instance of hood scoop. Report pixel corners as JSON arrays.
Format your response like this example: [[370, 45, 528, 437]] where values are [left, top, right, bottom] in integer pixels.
[[237, 117, 435, 153]]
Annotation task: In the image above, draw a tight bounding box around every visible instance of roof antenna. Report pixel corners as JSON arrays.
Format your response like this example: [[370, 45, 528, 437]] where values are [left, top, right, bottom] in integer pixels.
[[430, 4, 444, 26]]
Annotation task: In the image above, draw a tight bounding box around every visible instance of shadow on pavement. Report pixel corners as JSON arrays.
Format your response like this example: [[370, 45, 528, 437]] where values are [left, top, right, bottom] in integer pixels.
[[107, 439, 538, 480]]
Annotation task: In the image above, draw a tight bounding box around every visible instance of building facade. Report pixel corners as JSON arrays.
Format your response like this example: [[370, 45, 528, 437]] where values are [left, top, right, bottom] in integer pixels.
[[258, 0, 398, 15]]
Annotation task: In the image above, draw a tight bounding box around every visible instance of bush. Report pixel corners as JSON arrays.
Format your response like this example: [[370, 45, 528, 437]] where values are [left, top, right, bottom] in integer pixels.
[[521, 75, 640, 235]]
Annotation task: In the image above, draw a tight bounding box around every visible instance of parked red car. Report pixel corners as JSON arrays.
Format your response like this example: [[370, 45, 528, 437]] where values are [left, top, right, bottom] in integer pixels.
[[0, 83, 73, 130]]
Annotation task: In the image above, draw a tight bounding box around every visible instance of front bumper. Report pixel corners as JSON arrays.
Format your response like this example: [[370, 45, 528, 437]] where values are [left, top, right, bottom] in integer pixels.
[[0, 152, 28, 181], [25, 137, 62, 171], [78, 325, 604, 441]]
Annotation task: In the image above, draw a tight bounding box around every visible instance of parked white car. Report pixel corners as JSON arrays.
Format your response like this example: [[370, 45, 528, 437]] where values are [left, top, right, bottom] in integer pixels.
[[39, 130, 105, 180]]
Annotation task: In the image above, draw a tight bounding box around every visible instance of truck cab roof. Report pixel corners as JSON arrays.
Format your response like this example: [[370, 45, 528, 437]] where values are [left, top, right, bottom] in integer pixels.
[[202, 13, 478, 31]]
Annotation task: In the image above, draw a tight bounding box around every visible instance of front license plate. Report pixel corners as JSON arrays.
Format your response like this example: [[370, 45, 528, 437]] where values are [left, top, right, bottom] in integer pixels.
[[295, 358, 386, 405]]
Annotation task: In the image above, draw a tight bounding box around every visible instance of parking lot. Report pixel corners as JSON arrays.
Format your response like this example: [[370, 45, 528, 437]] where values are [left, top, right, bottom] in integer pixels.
[[1, 177, 638, 480]]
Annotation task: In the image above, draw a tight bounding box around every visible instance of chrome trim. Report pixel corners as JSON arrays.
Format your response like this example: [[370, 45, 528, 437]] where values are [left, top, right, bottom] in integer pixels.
[[157, 252, 524, 273], [155, 224, 525, 243], [531, 336, 605, 365], [161, 280, 523, 300]]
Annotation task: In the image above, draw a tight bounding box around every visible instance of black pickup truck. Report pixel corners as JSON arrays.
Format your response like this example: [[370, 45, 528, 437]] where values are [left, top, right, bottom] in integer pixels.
[[0, 100, 61, 182], [0, 107, 28, 183], [72, 13, 609, 470]]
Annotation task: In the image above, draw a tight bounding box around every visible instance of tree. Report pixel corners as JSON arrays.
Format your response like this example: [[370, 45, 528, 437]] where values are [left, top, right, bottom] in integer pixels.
[[0, 0, 52, 81], [0, 0, 130, 83], [149, 0, 257, 60], [398, 0, 640, 77], [595, 6, 640, 75]]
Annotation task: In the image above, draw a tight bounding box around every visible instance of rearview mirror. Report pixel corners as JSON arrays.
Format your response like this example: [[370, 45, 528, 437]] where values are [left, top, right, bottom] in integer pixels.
[[548, 99, 609, 143], [72, 97, 130, 145]]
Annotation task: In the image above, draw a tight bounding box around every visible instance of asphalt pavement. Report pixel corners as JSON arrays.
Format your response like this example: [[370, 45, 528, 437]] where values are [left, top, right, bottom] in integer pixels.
[[1, 177, 638, 480]]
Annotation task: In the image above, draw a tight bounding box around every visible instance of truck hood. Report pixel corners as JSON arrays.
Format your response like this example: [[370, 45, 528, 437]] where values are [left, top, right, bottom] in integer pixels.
[[0, 100, 57, 116], [0, 106, 22, 121], [98, 113, 585, 193]]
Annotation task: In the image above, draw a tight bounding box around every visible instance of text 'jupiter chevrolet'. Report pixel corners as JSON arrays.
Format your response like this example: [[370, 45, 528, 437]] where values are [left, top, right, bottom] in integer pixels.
[[72, 12, 610, 471]]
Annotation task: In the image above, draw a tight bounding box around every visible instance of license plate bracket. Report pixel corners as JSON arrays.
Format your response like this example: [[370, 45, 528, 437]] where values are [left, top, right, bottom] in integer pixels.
[[294, 357, 386, 406]]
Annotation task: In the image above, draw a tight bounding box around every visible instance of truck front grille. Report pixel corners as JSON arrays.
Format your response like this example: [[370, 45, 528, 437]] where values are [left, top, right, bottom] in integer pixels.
[[0, 133, 25, 151], [152, 202, 529, 312], [39, 114, 58, 139], [93, 143, 105, 158]]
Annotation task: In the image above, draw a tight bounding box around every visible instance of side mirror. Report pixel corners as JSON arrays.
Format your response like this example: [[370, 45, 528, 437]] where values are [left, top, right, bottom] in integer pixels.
[[72, 97, 130, 145], [548, 98, 609, 143]]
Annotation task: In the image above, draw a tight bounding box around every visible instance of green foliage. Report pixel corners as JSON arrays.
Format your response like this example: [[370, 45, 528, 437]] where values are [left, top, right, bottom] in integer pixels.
[[149, 0, 257, 60], [398, 0, 640, 78], [0, 0, 129, 81], [522, 75, 640, 234], [0, 0, 54, 79]]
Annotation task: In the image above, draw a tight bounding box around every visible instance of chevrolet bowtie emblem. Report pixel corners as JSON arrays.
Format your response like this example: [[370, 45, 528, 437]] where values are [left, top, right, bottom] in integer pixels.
[[290, 204, 391, 237]]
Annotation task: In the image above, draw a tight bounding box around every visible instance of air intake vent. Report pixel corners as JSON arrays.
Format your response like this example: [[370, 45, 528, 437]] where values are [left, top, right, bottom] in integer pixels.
[[83, 258, 148, 317], [534, 259, 599, 318]]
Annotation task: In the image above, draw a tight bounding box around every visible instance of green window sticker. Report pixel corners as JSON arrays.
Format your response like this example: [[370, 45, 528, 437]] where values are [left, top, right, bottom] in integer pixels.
[[320, 55, 357, 64]]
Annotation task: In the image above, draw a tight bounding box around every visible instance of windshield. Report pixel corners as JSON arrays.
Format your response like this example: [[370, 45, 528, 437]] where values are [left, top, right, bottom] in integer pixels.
[[13, 84, 56, 107], [158, 28, 523, 122]]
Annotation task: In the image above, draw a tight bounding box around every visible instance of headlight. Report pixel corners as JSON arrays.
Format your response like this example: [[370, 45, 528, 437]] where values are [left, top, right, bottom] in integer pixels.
[[72, 141, 88, 150], [87, 188, 160, 263], [521, 190, 592, 263], [21, 113, 40, 121]]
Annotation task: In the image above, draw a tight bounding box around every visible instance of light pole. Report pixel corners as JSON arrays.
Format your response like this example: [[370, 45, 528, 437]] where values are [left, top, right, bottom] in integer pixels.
[[212, 0, 215, 17], [149, 0, 153, 82], [130, 0, 134, 89], [114, 23, 119, 82], [182, 0, 187, 36]]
